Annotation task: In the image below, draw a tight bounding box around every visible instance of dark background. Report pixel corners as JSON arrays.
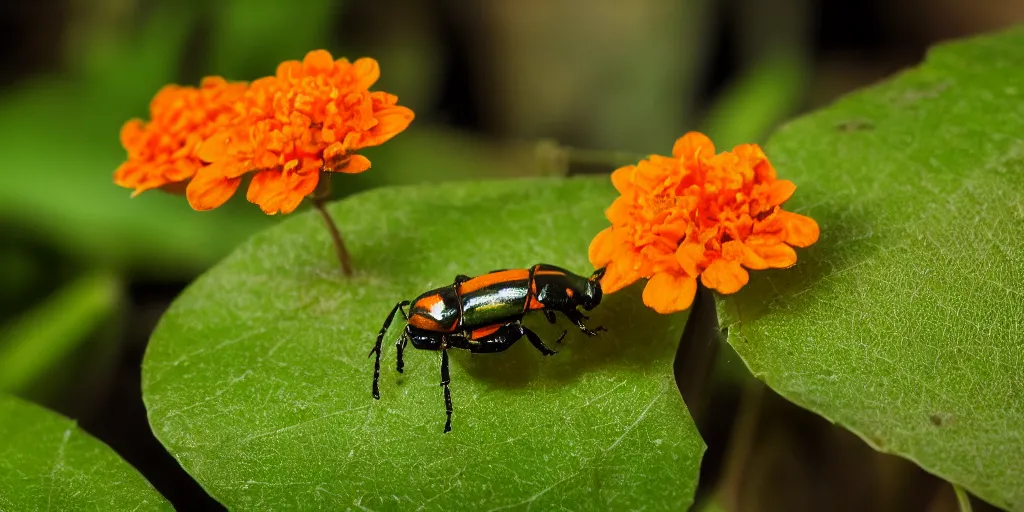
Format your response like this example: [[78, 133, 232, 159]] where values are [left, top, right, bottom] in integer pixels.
[[0, 1, 1019, 510]]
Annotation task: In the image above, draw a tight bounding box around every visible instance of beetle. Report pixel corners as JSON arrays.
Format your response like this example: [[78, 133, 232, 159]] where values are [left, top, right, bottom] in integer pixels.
[[369, 264, 606, 432]]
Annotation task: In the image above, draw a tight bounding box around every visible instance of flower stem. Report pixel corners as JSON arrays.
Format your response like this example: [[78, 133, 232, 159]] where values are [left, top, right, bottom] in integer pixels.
[[310, 175, 353, 276], [952, 483, 972, 512]]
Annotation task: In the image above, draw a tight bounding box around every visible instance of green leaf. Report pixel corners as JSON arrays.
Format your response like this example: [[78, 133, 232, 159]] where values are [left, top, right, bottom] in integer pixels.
[[205, 0, 340, 79], [719, 27, 1024, 510], [0, 394, 171, 510], [142, 176, 705, 510], [0, 271, 120, 393]]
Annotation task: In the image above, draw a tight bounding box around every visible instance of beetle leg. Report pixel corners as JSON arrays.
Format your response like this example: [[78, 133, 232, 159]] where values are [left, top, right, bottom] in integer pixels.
[[563, 308, 606, 336], [440, 347, 453, 433], [370, 300, 410, 400], [543, 310, 557, 325], [522, 325, 560, 355], [395, 326, 410, 373]]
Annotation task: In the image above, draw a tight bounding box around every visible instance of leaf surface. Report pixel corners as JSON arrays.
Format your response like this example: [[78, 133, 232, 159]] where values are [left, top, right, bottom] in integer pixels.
[[143, 176, 705, 510], [0, 394, 171, 510], [721, 27, 1024, 509]]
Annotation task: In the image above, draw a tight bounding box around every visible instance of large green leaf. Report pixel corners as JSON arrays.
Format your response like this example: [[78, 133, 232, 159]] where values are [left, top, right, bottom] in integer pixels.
[[142, 176, 704, 510], [0, 394, 170, 510], [720, 27, 1024, 509]]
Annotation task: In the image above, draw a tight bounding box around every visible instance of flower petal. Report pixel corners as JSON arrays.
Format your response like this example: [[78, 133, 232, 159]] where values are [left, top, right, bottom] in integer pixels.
[[351, 57, 381, 90], [675, 242, 705, 277], [197, 131, 233, 163], [605, 196, 632, 226], [764, 179, 796, 207], [747, 241, 797, 268], [610, 165, 635, 194], [186, 164, 241, 211], [723, 240, 768, 270], [671, 131, 715, 162], [600, 254, 641, 294], [779, 211, 820, 247], [302, 49, 335, 73], [246, 169, 320, 215], [333, 154, 372, 174], [350, 105, 415, 150], [589, 227, 621, 268], [642, 272, 697, 314], [701, 259, 749, 294]]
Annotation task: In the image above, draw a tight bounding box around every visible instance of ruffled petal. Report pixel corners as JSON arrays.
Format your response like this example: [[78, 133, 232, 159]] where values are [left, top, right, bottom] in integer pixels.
[[701, 259, 749, 294], [302, 49, 335, 73], [353, 104, 415, 149], [246, 169, 320, 215], [600, 253, 642, 294], [605, 196, 632, 226], [779, 211, 820, 247], [675, 242, 705, 277], [186, 164, 241, 211], [642, 272, 697, 314], [588, 227, 621, 269], [671, 131, 715, 162], [351, 57, 382, 90], [764, 179, 796, 207], [332, 154, 372, 174], [723, 240, 768, 270], [747, 241, 797, 268], [610, 165, 635, 195]]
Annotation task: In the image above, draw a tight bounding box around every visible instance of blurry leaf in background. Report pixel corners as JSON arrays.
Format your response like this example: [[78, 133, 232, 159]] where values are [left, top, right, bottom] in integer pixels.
[[142, 177, 705, 510], [463, 0, 713, 153], [337, 126, 552, 192], [0, 393, 171, 510], [0, 271, 120, 394], [719, 27, 1024, 510], [204, 0, 341, 79], [701, 53, 809, 149]]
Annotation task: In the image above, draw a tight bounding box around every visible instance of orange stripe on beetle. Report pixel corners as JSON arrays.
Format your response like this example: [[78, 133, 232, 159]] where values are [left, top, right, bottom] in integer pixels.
[[414, 294, 445, 312], [458, 269, 530, 295], [409, 314, 446, 331], [470, 324, 503, 339], [534, 270, 566, 276]]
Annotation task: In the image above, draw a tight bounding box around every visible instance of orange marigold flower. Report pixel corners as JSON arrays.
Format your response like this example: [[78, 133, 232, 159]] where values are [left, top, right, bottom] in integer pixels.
[[113, 77, 246, 196], [114, 49, 415, 215], [187, 50, 414, 214], [588, 132, 819, 314]]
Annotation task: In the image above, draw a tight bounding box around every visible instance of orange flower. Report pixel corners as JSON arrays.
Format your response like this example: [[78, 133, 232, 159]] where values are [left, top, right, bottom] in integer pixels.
[[114, 77, 246, 196], [115, 50, 415, 215], [588, 132, 819, 314]]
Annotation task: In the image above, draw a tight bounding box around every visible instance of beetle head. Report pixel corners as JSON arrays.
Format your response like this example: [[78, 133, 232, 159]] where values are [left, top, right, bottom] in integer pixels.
[[581, 267, 606, 310]]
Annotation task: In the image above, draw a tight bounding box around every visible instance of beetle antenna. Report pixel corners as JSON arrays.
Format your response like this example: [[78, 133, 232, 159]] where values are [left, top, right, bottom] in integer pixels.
[[589, 267, 607, 282], [370, 300, 410, 400]]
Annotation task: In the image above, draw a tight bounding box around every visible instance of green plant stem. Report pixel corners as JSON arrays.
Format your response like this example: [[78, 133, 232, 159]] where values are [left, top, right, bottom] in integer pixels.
[[310, 176, 352, 277], [720, 378, 766, 511], [953, 483, 972, 512]]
